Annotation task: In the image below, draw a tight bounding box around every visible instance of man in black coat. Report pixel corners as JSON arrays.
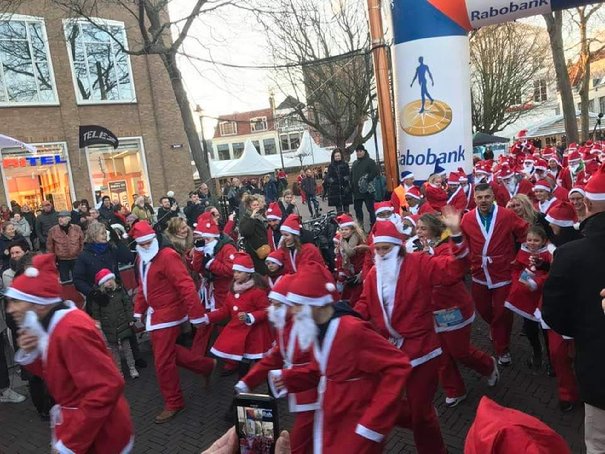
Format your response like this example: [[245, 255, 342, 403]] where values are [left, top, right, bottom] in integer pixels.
[[542, 169, 605, 453], [351, 144, 378, 227]]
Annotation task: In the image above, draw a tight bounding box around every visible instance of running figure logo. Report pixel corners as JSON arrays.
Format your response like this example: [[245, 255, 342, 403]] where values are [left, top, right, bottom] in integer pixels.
[[400, 56, 452, 137]]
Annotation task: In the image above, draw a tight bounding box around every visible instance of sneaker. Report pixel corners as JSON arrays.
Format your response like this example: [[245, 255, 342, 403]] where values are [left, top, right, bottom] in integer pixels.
[[129, 367, 140, 379], [445, 395, 467, 408], [487, 357, 500, 387], [497, 353, 512, 367], [0, 388, 26, 403]]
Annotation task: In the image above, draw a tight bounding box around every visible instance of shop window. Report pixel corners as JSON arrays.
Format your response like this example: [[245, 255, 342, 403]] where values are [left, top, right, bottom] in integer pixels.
[[233, 142, 244, 159], [1, 142, 73, 210], [217, 144, 230, 160], [64, 19, 135, 103], [263, 138, 277, 155], [0, 16, 58, 105], [86, 138, 150, 210]]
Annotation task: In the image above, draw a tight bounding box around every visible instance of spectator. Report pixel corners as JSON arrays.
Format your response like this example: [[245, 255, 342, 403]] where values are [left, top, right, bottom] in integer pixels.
[[20, 204, 36, 242], [99, 196, 118, 224], [143, 196, 156, 222], [0, 204, 11, 222], [276, 168, 288, 194], [184, 192, 206, 227], [11, 213, 31, 249], [9, 200, 20, 215], [325, 148, 352, 213], [46, 211, 84, 282], [132, 196, 152, 223], [239, 194, 269, 275], [301, 169, 319, 218], [156, 196, 180, 232], [34, 200, 58, 251], [351, 144, 378, 226], [263, 174, 279, 204], [278, 189, 297, 221], [197, 183, 216, 208], [2, 240, 32, 288], [0, 222, 25, 271], [70, 200, 81, 225], [227, 178, 245, 212]]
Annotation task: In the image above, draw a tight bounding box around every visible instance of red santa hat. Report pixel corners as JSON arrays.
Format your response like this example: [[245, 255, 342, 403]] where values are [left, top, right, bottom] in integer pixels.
[[268, 273, 295, 305], [533, 179, 552, 193], [129, 221, 156, 244], [405, 186, 423, 200], [95, 268, 116, 286], [457, 168, 468, 182], [567, 142, 578, 152], [232, 252, 255, 274], [499, 165, 514, 180], [585, 162, 605, 201], [568, 185, 586, 198], [585, 158, 600, 176], [286, 262, 336, 307], [280, 214, 302, 236], [5, 254, 62, 305], [336, 213, 355, 228], [403, 215, 419, 228], [534, 158, 548, 171], [374, 201, 394, 215], [194, 212, 220, 237], [464, 397, 570, 454], [373, 219, 404, 246], [545, 201, 577, 228], [567, 149, 582, 162], [266, 249, 285, 268], [266, 202, 283, 221], [447, 172, 461, 185]]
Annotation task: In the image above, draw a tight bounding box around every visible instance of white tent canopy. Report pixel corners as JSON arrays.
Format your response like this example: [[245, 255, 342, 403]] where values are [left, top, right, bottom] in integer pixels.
[[0, 134, 37, 153], [212, 139, 276, 178], [292, 131, 332, 165]]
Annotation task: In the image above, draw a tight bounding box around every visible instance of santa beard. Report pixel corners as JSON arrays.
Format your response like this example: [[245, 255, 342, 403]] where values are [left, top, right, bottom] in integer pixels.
[[137, 238, 160, 264], [203, 239, 217, 256], [268, 304, 287, 330], [293, 305, 318, 351], [504, 179, 516, 193], [375, 246, 401, 285]]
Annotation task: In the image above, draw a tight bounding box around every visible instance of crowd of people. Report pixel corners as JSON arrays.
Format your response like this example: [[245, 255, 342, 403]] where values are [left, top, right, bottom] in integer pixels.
[[1, 137, 605, 453]]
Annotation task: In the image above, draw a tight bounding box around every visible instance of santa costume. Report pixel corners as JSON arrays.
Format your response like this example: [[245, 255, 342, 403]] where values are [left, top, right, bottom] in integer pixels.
[[405, 186, 436, 215], [266, 249, 286, 289], [236, 274, 316, 454], [279, 214, 324, 273], [446, 171, 468, 211], [495, 165, 534, 207], [354, 221, 469, 453], [205, 252, 273, 363], [9, 254, 134, 453], [131, 222, 215, 423], [266, 202, 283, 251], [270, 263, 411, 454]]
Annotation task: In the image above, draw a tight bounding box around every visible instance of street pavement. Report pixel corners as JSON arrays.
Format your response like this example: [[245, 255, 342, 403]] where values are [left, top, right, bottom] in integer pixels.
[[0, 199, 586, 453]]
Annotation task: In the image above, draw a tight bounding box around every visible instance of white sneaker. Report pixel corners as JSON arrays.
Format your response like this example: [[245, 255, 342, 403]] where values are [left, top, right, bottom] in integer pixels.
[[129, 368, 140, 379], [497, 353, 512, 367], [487, 357, 500, 387], [445, 394, 467, 408], [0, 388, 26, 403]]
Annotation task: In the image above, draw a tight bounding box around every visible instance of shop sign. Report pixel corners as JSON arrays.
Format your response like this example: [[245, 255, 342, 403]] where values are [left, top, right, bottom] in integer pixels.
[[2, 155, 67, 168]]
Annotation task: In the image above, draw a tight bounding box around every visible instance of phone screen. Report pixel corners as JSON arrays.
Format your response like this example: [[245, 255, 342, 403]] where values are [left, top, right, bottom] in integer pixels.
[[234, 394, 278, 454]]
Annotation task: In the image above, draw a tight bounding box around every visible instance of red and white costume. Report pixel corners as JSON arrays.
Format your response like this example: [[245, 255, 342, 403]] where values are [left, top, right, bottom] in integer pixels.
[[334, 214, 366, 305], [131, 223, 214, 411], [461, 204, 528, 356], [266, 249, 286, 289], [280, 214, 324, 273], [9, 254, 133, 454], [424, 182, 448, 211], [266, 202, 283, 251]]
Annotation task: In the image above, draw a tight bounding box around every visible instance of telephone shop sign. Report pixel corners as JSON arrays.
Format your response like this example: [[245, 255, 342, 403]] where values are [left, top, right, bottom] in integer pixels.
[[2, 155, 67, 168]]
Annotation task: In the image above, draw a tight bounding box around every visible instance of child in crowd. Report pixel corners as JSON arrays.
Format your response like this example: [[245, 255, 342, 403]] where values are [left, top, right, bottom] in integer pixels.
[[265, 249, 286, 289], [334, 214, 368, 305], [89, 268, 139, 378]]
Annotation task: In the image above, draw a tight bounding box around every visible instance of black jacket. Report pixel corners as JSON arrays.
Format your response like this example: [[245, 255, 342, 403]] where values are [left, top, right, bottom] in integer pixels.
[[184, 202, 206, 227], [239, 212, 268, 275], [325, 161, 352, 207], [542, 211, 605, 409], [351, 154, 378, 199], [156, 207, 179, 232]]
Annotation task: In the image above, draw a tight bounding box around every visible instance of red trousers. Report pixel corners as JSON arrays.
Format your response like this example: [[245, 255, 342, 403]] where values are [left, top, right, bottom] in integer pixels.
[[396, 357, 446, 454], [291, 411, 314, 454], [150, 325, 215, 410], [471, 283, 513, 356], [438, 324, 494, 398], [547, 331, 579, 402]]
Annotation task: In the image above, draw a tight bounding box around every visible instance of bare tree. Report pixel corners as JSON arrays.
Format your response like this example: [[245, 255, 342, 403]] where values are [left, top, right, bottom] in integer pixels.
[[543, 11, 579, 145], [470, 22, 553, 135], [50, 0, 237, 182], [255, 0, 376, 157]]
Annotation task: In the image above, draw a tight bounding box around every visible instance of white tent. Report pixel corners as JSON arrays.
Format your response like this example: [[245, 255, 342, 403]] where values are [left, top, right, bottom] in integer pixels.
[[213, 139, 276, 178], [293, 131, 332, 165], [0, 134, 37, 153], [350, 120, 384, 164]]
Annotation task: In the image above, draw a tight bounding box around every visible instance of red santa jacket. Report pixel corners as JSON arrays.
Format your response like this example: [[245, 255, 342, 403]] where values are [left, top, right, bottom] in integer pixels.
[[267, 227, 280, 251], [504, 244, 553, 321], [192, 238, 237, 311], [447, 186, 468, 211], [282, 243, 324, 274], [16, 306, 133, 454], [239, 319, 317, 413], [461, 205, 528, 289], [279, 314, 411, 453], [355, 239, 469, 366], [134, 246, 206, 330], [208, 285, 272, 360], [431, 241, 476, 333], [424, 183, 448, 210], [558, 167, 587, 190], [495, 178, 534, 207]]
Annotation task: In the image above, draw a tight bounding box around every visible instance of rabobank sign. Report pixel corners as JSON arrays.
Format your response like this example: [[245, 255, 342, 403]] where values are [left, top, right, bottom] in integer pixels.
[[465, 0, 551, 28], [393, 34, 473, 181]]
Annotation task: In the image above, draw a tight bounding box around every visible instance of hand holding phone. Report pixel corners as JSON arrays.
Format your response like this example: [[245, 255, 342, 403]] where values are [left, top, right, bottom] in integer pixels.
[[234, 393, 279, 453]]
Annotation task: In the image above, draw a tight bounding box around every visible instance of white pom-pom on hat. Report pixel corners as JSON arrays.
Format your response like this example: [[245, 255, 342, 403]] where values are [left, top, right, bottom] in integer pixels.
[[325, 282, 336, 292], [24, 267, 39, 278], [167, 191, 175, 198]]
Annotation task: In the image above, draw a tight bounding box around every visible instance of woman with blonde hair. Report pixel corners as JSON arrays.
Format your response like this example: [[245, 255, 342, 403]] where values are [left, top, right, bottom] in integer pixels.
[[334, 213, 369, 304], [163, 217, 193, 258], [507, 194, 553, 241]]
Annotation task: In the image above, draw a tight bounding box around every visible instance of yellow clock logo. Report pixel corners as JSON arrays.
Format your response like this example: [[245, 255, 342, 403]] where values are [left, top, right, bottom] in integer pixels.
[[400, 100, 453, 137]]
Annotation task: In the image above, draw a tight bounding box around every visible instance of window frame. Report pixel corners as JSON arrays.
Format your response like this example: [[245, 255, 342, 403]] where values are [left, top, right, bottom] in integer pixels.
[[533, 79, 547, 103], [63, 18, 137, 105], [0, 14, 60, 107], [219, 120, 238, 136], [250, 116, 268, 132]]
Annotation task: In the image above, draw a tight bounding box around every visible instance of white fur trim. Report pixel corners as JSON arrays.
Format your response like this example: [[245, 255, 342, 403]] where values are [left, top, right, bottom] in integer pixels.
[[54, 440, 76, 454], [4, 287, 61, 305], [235, 380, 250, 394], [268, 291, 291, 305], [14, 348, 41, 365], [286, 291, 333, 306], [585, 191, 605, 201], [405, 192, 421, 200], [134, 233, 156, 243], [280, 225, 300, 235], [504, 302, 539, 321], [355, 424, 384, 443], [409, 347, 442, 368], [338, 221, 355, 228], [267, 214, 282, 221], [533, 184, 551, 192], [266, 257, 283, 267], [545, 214, 575, 227], [24, 267, 39, 277], [375, 207, 393, 215], [569, 188, 586, 197], [232, 264, 255, 273], [325, 282, 336, 292], [373, 235, 403, 246], [97, 272, 115, 286]]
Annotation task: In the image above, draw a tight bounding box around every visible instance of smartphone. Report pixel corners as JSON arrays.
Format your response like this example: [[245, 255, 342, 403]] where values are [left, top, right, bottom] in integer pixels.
[[234, 393, 279, 454]]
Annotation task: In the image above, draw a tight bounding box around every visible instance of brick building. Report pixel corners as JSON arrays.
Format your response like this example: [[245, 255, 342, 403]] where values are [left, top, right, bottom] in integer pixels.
[[0, 1, 194, 211]]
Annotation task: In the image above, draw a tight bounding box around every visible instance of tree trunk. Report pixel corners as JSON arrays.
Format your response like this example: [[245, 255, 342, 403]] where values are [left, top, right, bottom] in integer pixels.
[[579, 15, 590, 142], [543, 12, 579, 145], [161, 51, 211, 183]]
